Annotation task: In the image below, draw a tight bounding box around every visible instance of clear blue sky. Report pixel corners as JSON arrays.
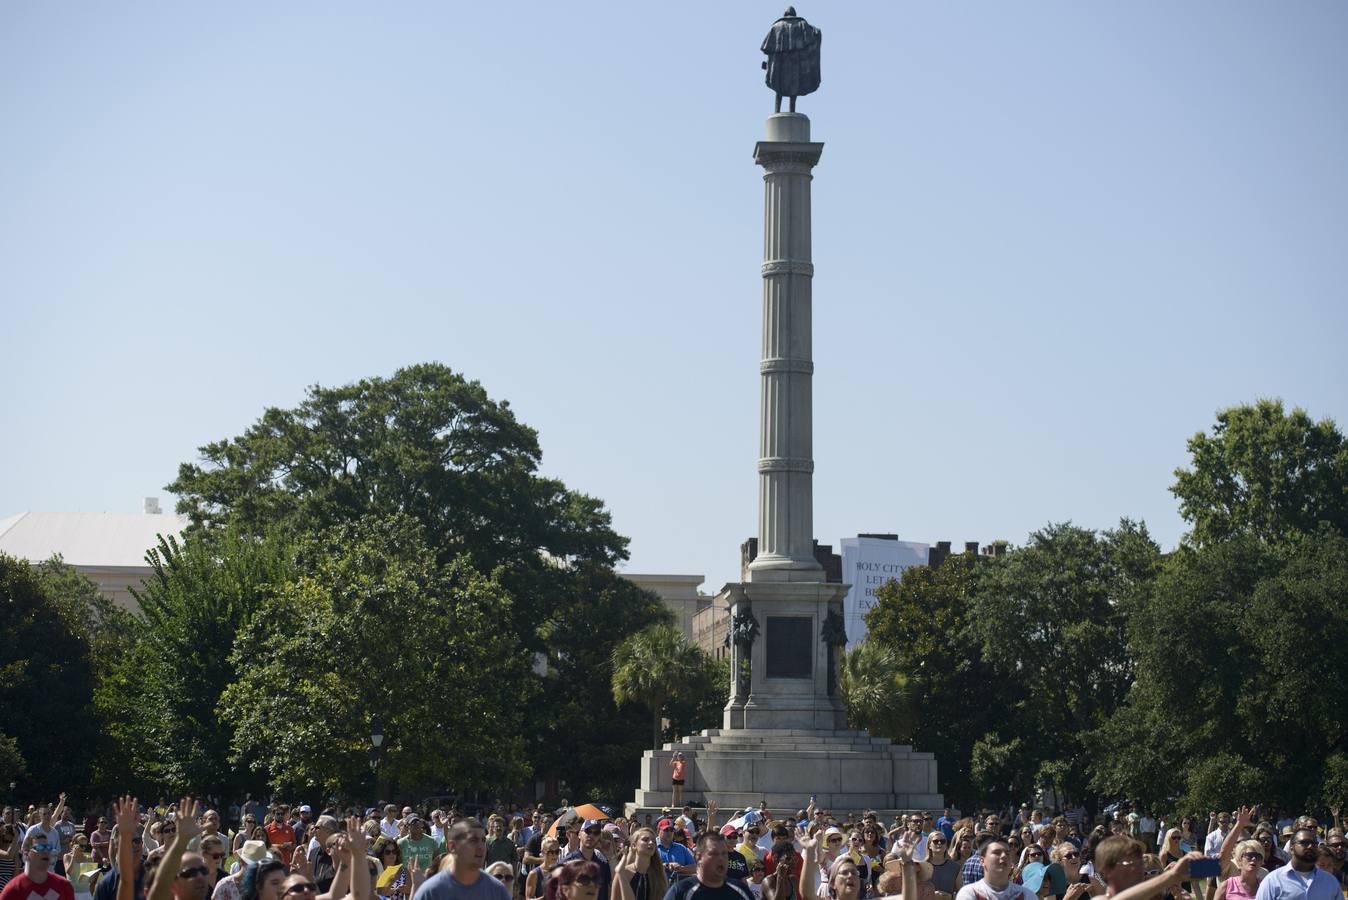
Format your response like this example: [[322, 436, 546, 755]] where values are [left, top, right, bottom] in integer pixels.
[[4, 2, 1346, 591]]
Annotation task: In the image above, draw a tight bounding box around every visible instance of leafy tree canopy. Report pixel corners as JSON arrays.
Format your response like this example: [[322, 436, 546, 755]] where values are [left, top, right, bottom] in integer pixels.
[[0, 554, 99, 797], [1091, 527, 1348, 812], [222, 514, 529, 797], [1172, 399, 1348, 547], [167, 363, 628, 635], [94, 529, 295, 798], [865, 551, 1009, 806], [971, 521, 1160, 802]]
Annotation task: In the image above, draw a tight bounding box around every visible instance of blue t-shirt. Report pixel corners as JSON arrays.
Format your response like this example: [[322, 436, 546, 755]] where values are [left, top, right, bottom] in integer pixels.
[[658, 842, 695, 869], [413, 870, 513, 900], [936, 817, 954, 840]]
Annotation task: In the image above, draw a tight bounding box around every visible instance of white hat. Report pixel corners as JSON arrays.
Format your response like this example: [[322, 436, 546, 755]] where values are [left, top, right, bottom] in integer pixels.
[[238, 840, 270, 864]]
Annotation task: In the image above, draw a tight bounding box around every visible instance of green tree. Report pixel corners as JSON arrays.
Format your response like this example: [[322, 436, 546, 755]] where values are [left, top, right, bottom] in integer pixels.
[[1092, 528, 1348, 811], [31, 555, 136, 678], [94, 529, 294, 797], [970, 733, 1035, 806], [0, 732, 25, 788], [166, 363, 647, 789], [222, 515, 528, 797], [611, 623, 711, 751], [1172, 399, 1348, 547], [0, 554, 99, 797], [665, 653, 731, 741], [532, 568, 671, 801], [970, 521, 1160, 803], [839, 640, 913, 740], [865, 551, 1013, 806], [166, 363, 628, 631], [1097, 401, 1348, 813]]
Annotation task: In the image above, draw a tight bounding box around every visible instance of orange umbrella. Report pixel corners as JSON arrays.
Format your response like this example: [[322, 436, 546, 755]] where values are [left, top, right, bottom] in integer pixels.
[[573, 804, 609, 821], [546, 805, 609, 838]]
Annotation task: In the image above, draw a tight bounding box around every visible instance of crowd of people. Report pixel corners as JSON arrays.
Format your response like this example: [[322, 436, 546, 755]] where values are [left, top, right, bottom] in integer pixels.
[[2, 796, 1345, 900]]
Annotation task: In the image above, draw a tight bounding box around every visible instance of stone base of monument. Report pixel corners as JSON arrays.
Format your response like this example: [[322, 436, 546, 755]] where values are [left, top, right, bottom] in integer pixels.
[[625, 728, 943, 816]]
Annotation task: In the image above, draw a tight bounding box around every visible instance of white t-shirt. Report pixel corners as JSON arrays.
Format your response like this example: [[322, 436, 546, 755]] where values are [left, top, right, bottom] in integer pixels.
[[956, 879, 1039, 900], [381, 820, 401, 840]]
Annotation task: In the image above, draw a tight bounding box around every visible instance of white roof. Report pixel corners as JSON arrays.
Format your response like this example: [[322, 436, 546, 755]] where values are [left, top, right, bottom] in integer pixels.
[[0, 511, 189, 569]]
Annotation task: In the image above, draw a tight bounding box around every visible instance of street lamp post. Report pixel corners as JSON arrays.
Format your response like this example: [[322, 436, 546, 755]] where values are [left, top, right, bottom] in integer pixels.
[[369, 718, 385, 802]]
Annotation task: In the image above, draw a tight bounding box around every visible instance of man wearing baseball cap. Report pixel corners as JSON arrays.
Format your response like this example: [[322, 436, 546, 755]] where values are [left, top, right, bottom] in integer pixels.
[[562, 820, 612, 900], [657, 820, 696, 883]]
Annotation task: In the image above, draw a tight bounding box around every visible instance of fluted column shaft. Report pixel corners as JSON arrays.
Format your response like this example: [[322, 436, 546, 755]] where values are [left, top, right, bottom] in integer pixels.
[[748, 114, 824, 581]]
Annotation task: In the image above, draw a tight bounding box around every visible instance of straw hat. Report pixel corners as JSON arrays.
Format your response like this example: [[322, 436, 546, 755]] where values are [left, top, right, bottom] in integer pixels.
[[238, 841, 270, 864]]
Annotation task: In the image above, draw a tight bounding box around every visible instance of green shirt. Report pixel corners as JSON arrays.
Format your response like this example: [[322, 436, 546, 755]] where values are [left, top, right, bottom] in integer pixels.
[[400, 834, 439, 870]]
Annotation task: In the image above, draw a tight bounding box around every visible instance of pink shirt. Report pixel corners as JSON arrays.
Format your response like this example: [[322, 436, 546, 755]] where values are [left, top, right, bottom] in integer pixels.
[[1219, 875, 1258, 900]]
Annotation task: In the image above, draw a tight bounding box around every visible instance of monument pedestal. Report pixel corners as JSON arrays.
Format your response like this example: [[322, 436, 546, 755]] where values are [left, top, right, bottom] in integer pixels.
[[627, 728, 943, 816]]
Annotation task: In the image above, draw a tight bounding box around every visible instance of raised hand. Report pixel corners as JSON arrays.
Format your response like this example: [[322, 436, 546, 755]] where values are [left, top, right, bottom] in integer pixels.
[[114, 795, 140, 837], [331, 833, 353, 865], [889, 841, 915, 865], [1234, 806, 1256, 831], [1063, 883, 1090, 900], [615, 845, 639, 877], [345, 816, 368, 857], [177, 799, 203, 841], [762, 865, 790, 900]]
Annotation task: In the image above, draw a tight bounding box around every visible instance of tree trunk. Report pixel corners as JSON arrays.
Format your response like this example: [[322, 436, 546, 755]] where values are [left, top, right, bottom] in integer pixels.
[[651, 692, 666, 751]]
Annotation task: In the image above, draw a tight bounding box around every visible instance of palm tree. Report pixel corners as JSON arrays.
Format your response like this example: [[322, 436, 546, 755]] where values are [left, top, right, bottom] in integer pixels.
[[839, 640, 914, 739], [611, 623, 704, 750]]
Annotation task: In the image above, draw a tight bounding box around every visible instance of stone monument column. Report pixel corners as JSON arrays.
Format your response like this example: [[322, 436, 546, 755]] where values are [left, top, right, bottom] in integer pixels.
[[628, 9, 943, 819], [747, 112, 825, 582]]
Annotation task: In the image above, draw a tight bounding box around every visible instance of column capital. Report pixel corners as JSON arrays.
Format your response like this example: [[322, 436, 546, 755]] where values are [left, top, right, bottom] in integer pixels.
[[754, 141, 824, 173]]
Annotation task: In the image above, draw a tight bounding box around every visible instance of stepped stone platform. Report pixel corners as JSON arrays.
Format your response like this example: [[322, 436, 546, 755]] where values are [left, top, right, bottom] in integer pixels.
[[626, 728, 943, 817]]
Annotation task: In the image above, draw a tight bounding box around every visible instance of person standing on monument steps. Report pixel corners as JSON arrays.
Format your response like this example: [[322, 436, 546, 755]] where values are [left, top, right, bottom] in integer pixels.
[[669, 755, 687, 808], [661, 833, 754, 900]]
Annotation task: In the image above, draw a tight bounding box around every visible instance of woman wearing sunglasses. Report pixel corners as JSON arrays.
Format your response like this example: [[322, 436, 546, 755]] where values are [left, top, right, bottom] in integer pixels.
[[925, 831, 961, 900], [373, 838, 405, 899], [525, 839, 562, 900], [1044, 841, 1099, 900], [1214, 839, 1265, 900], [486, 862, 517, 899], [543, 859, 600, 900]]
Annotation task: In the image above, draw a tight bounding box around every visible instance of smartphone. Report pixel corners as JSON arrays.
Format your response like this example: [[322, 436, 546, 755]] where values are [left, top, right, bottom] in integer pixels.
[[1188, 859, 1220, 880]]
